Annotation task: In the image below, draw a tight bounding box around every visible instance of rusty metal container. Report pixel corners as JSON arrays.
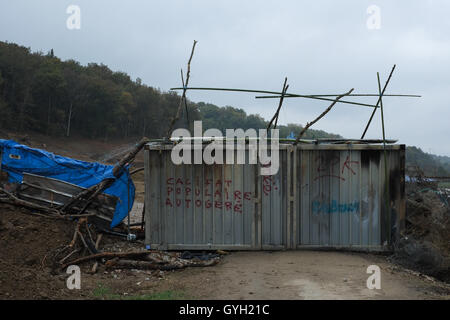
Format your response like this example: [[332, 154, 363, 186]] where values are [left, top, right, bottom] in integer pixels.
[[144, 141, 405, 251]]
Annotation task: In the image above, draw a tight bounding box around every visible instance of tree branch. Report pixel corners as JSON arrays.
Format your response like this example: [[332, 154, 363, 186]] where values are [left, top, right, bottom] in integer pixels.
[[294, 88, 354, 144]]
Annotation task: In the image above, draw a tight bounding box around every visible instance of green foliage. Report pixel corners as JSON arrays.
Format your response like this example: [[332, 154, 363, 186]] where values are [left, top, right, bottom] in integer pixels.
[[92, 283, 186, 300], [0, 41, 190, 139], [197, 102, 342, 139], [406, 146, 450, 176]]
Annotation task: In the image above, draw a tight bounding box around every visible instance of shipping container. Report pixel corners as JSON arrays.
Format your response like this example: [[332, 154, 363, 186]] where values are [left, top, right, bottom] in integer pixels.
[[144, 141, 405, 251]]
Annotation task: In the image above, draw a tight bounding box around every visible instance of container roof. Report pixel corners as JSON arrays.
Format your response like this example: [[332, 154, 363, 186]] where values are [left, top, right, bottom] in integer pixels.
[[147, 137, 398, 145]]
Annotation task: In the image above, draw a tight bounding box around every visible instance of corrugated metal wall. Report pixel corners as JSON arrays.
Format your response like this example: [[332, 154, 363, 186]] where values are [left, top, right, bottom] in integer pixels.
[[145, 144, 405, 251]]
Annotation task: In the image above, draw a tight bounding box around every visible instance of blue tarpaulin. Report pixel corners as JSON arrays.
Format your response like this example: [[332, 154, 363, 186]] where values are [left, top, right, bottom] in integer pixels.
[[0, 139, 134, 228]]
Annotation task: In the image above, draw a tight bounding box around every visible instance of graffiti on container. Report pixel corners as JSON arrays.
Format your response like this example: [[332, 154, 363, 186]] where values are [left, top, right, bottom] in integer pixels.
[[262, 175, 279, 196], [342, 155, 359, 175], [164, 177, 253, 213], [312, 200, 360, 214], [313, 154, 359, 182]]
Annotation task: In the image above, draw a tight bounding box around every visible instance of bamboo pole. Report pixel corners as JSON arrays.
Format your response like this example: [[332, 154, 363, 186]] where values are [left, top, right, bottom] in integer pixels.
[[170, 87, 419, 98], [377, 72, 390, 242], [254, 93, 420, 98], [361, 65, 396, 139], [171, 86, 378, 108]]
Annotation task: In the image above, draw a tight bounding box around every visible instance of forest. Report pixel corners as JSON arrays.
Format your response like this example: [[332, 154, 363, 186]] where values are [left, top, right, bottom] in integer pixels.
[[0, 41, 338, 141], [0, 41, 449, 176]]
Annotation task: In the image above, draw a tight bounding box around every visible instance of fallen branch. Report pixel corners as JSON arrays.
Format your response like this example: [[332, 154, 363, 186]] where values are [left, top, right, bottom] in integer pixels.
[[90, 233, 103, 274], [105, 257, 220, 270], [58, 248, 81, 265], [61, 250, 150, 269], [69, 219, 84, 247], [130, 167, 144, 175]]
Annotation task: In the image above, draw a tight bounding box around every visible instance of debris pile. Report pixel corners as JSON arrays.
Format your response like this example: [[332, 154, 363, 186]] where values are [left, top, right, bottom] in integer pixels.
[[0, 136, 222, 279], [56, 241, 220, 273], [391, 172, 450, 282], [0, 138, 150, 226]]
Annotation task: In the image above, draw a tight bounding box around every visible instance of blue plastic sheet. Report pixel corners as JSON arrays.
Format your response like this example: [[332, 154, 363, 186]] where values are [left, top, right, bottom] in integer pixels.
[[0, 139, 134, 228]]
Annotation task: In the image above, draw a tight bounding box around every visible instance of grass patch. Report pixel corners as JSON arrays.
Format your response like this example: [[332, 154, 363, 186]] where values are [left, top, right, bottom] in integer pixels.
[[92, 283, 186, 300]]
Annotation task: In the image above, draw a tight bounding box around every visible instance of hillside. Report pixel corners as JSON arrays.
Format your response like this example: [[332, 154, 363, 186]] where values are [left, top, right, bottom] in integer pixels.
[[0, 41, 339, 141], [406, 146, 450, 176], [0, 41, 447, 176]]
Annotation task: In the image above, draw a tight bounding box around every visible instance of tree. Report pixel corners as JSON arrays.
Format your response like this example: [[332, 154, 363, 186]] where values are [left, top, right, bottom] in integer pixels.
[[31, 59, 66, 135]]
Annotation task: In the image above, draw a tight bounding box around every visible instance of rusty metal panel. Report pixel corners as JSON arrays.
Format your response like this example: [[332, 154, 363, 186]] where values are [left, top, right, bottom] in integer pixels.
[[144, 143, 405, 251]]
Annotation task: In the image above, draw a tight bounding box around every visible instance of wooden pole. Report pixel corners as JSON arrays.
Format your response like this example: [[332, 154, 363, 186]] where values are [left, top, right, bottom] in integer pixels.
[[361, 65, 396, 139], [377, 72, 390, 242], [181, 69, 190, 127], [254, 93, 420, 98], [267, 78, 288, 131], [171, 87, 419, 98], [172, 86, 378, 108], [166, 40, 198, 138]]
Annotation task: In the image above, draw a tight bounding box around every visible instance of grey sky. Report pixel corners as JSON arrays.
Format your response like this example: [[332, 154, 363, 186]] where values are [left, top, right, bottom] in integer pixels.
[[0, 0, 449, 155]]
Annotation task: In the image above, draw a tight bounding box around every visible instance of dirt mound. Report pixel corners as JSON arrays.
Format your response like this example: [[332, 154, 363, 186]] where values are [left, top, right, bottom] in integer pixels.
[[0, 205, 83, 299], [391, 181, 450, 283]]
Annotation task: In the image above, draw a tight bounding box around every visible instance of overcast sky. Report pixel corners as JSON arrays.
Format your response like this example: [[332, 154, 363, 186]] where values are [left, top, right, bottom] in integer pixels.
[[1, 0, 449, 155]]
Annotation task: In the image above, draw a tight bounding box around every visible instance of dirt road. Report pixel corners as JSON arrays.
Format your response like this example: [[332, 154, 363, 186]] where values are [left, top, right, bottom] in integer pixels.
[[1, 204, 449, 300], [164, 251, 449, 300]]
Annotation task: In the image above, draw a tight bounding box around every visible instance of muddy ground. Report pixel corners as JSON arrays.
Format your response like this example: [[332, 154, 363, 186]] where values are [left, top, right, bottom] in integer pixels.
[[0, 203, 449, 300], [0, 133, 449, 300]]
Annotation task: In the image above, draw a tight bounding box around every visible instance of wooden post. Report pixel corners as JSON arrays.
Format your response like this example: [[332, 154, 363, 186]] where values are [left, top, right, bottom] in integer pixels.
[[166, 40, 198, 138]]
